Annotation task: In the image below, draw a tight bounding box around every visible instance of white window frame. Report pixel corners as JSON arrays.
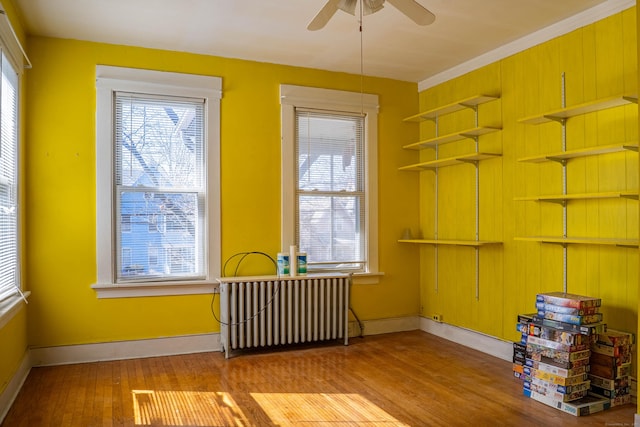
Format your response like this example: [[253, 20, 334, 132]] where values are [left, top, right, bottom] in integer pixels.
[[0, 7, 30, 328], [93, 66, 221, 298], [280, 84, 380, 282]]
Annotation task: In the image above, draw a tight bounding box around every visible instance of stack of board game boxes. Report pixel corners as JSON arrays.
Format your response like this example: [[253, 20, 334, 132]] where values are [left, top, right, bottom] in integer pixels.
[[514, 292, 620, 417], [589, 329, 633, 406]]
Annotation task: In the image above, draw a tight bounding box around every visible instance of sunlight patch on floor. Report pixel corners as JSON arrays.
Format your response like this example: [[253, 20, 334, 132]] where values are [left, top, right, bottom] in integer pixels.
[[251, 392, 409, 426], [132, 389, 249, 426]]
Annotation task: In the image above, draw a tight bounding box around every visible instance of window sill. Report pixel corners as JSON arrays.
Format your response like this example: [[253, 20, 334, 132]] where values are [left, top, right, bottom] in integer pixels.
[[91, 281, 218, 299], [352, 272, 384, 285], [0, 291, 30, 330]]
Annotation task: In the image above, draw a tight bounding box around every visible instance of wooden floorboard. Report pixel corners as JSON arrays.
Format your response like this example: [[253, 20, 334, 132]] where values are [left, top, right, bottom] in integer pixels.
[[2, 330, 636, 426]]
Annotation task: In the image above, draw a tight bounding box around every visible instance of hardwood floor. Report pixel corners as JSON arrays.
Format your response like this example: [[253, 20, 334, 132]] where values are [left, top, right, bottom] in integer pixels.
[[2, 330, 636, 426]]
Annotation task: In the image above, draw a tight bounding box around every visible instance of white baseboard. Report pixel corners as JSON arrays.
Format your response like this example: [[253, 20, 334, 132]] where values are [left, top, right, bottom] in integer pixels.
[[352, 316, 511, 363], [419, 317, 512, 362], [0, 351, 31, 424], [28, 317, 419, 367], [22, 318, 512, 367], [351, 316, 421, 337], [30, 333, 221, 367]]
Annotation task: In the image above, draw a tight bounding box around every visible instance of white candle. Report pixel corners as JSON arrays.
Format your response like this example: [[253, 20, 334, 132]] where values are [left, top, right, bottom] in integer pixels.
[[289, 245, 297, 277]]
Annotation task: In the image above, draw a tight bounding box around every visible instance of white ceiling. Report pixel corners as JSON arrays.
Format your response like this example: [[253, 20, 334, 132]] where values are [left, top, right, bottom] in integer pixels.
[[14, 0, 624, 83]]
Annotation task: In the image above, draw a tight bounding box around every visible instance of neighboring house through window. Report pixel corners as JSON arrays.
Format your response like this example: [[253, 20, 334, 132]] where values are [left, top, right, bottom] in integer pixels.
[[94, 66, 221, 298], [280, 85, 379, 277]]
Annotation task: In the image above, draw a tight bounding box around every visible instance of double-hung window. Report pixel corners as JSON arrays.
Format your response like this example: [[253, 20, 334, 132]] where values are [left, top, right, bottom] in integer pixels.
[[280, 85, 379, 277], [94, 66, 221, 298], [0, 51, 19, 304]]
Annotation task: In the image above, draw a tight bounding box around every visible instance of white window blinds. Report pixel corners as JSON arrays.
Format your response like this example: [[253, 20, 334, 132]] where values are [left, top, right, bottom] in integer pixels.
[[295, 108, 366, 271], [114, 92, 206, 282], [0, 51, 19, 302]]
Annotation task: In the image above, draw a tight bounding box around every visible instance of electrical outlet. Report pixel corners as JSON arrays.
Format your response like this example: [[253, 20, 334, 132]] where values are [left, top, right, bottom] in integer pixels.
[[432, 313, 442, 323]]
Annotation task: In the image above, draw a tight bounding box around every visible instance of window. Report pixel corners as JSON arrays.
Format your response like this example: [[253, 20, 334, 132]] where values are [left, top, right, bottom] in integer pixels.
[[121, 214, 131, 233], [148, 247, 159, 267], [280, 85, 379, 276], [94, 66, 221, 298], [296, 110, 365, 270], [0, 51, 19, 304]]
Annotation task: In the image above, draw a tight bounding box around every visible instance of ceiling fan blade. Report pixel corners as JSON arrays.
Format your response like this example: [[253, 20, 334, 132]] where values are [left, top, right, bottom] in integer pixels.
[[386, 0, 435, 25], [307, 0, 342, 31]]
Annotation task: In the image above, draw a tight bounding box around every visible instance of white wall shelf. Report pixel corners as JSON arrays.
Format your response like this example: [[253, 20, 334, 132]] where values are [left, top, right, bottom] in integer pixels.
[[515, 236, 638, 248], [403, 126, 501, 150], [518, 94, 637, 125], [399, 152, 500, 171], [398, 239, 502, 247], [518, 142, 638, 163], [515, 191, 639, 203], [403, 94, 499, 122]]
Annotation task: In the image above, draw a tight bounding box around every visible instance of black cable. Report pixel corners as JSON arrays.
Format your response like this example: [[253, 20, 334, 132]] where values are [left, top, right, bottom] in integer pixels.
[[222, 251, 277, 278], [348, 277, 364, 338], [211, 251, 280, 327]]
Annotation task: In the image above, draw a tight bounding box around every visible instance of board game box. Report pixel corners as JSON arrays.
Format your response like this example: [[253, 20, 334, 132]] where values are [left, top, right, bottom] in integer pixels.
[[588, 374, 629, 390], [526, 359, 588, 378], [526, 323, 589, 346], [523, 367, 588, 386], [536, 292, 601, 309], [529, 314, 606, 336], [526, 343, 590, 366], [526, 335, 588, 353], [536, 302, 600, 316], [596, 329, 633, 347], [526, 376, 591, 394], [524, 389, 610, 415], [589, 362, 632, 380], [542, 311, 603, 325]]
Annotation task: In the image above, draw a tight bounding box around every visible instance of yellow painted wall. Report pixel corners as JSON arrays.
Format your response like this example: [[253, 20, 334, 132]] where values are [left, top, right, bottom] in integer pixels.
[[0, 310, 28, 396], [23, 37, 420, 348], [417, 7, 638, 342]]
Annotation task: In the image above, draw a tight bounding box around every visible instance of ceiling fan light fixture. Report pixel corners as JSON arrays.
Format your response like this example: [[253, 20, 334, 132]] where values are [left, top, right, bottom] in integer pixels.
[[338, 0, 358, 15], [362, 0, 385, 15]]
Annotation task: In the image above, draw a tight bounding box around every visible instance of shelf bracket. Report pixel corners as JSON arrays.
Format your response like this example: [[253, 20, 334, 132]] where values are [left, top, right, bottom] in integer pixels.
[[543, 241, 569, 248], [545, 199, 567, 207], [545, 116, 567, 125], [617, 243, 638, 248], [545, 157, 567, 166], [460, 103, 479, 112]]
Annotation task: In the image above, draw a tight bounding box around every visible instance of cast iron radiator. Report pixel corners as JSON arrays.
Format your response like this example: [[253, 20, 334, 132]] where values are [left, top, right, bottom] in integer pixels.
[[218, 273, 350, 358]]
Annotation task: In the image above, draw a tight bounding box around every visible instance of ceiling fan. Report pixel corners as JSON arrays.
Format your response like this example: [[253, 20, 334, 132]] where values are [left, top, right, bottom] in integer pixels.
[[307, 0, 435, 31]]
